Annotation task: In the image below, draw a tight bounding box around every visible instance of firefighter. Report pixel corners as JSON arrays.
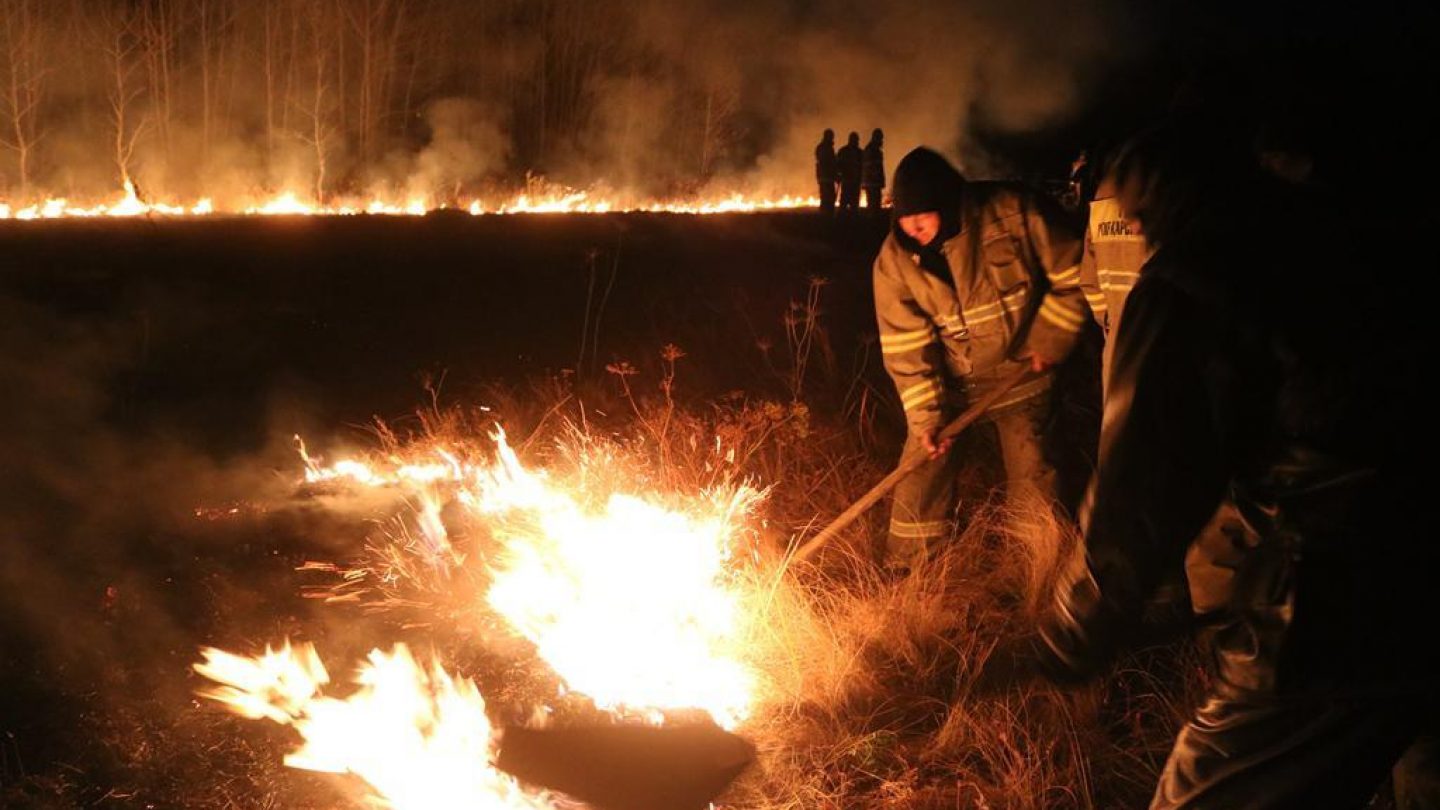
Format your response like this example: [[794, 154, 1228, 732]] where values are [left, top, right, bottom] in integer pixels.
[[1254, 108, 1440, 810], [1033, 119, 1436, 808], [874, 146, 1087, 569], [862, 128, 886, 213], [836, 131, 863, 213], [1076, 153, 1150, 393], [815, 129, 838, 214]]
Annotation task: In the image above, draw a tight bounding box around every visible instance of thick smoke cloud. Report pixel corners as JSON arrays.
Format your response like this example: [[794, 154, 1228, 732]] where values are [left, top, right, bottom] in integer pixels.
[[0, 0, 1128, 204]]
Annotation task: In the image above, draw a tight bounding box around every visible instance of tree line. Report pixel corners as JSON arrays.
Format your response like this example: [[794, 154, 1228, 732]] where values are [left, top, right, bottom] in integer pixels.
[[0, 0, 750, 201]]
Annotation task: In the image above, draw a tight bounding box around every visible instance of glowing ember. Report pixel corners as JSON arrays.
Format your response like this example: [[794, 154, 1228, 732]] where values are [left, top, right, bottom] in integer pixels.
[[195, 641, 552, 809], [0, 181, 819, 220], [296, 428, 764, 729]]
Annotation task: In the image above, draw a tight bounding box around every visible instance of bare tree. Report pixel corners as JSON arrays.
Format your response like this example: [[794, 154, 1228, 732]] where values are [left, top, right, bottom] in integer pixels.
[[195, 0, 239, 161], [697, 83, 741, 178], [293, 0, 336, 201], [340, 0, 410, 168], [0, 0, 49, 195], [137, 0, 176, 155], [259, 0, 296, 157], [91, 2, 151, 188], [0, 0, 778, 200]]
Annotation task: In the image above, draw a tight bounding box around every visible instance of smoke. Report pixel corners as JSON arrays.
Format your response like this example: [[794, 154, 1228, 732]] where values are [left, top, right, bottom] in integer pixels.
[[0, 0, 1129, 205], [403, 98, 512, 202], [0, 287, 370, 698], [663, 0, 1123, 185]]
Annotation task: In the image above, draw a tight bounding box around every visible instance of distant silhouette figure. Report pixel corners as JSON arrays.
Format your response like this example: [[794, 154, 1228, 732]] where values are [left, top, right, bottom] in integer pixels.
[[862, 128, 886, 212], [836, 131, 863, 212], [815, 130, 838, 214]]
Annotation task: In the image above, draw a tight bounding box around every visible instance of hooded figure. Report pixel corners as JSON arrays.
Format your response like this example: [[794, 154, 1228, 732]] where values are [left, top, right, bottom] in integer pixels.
[[873, 147, 1088, 568]]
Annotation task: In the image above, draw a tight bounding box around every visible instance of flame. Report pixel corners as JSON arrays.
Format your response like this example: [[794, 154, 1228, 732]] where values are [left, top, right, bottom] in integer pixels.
[[297, 435, 462, 487], [200, 424, 783, 804], [1, 180, 819, 220], [295, 428, 762, 729], [476, 433, 759, 729], [195, 641, 553, 810]]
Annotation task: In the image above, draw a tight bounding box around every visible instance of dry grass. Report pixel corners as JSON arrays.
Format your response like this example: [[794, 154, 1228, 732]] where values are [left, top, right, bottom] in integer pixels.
[[287, 371, 1196, 809], [1, 365, 1195, 808]]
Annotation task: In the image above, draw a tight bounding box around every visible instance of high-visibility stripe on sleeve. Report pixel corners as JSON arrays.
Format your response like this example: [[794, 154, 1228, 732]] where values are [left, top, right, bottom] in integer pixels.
[[880, 326, 936, 355], [1038, 296, 1085, 332], [1085, 292, 1109, 313], [900, 379, 942, 411], [1047, 264, 1082, 285]]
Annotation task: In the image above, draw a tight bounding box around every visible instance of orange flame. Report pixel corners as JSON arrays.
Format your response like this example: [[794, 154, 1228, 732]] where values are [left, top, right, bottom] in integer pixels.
[[1, 181, 818, 220], [295, 427, 764, 729], [195, 641, 554, 809]]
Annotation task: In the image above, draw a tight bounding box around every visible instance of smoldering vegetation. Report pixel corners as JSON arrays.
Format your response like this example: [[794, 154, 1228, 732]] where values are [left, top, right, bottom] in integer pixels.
[[0, 0, 1136, 204]]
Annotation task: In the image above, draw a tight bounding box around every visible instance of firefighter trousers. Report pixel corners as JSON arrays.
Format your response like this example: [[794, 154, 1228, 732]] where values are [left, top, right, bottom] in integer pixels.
[[1164, 492, 1440, 809], [885, 396, 1055, 566], [1153, 687, 1438, 809]]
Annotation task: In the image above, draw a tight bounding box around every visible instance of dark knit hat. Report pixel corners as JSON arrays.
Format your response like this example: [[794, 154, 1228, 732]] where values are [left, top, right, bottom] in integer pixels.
[[890, 147, 966, 217]]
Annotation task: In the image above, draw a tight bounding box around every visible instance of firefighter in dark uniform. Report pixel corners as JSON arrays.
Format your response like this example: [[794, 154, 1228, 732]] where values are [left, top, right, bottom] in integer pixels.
[[1034, 120, 1438, 808]]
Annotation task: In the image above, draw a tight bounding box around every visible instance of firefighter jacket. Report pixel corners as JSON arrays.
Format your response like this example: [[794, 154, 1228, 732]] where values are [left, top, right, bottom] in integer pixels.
[[1077, 194, 1150, 389], [1078, 195, 1147, 334], [874, 182, 1086, 434], [1037, 181, 1432, 694]]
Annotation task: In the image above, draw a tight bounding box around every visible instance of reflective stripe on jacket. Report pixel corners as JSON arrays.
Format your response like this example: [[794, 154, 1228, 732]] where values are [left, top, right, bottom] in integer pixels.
[[1078, 195, 1150, 389]]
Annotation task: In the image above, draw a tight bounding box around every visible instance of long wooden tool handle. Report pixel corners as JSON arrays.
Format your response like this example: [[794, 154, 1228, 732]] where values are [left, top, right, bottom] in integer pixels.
[[788, 366, 1032, 565]]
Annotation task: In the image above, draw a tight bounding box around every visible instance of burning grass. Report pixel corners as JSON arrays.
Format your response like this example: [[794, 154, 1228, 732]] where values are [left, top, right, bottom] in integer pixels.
[[0, 178, 819, 221], [180, 378, 1195, 809], [2, 375, 1194, 809]]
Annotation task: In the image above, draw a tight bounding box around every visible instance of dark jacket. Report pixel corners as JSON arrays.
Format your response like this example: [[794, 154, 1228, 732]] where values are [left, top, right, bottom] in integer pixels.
[[815, 140, 837, 184], [862, 141, 885, 188], [836, 143, 863, 187], [1039, 179, 1431, 693]]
